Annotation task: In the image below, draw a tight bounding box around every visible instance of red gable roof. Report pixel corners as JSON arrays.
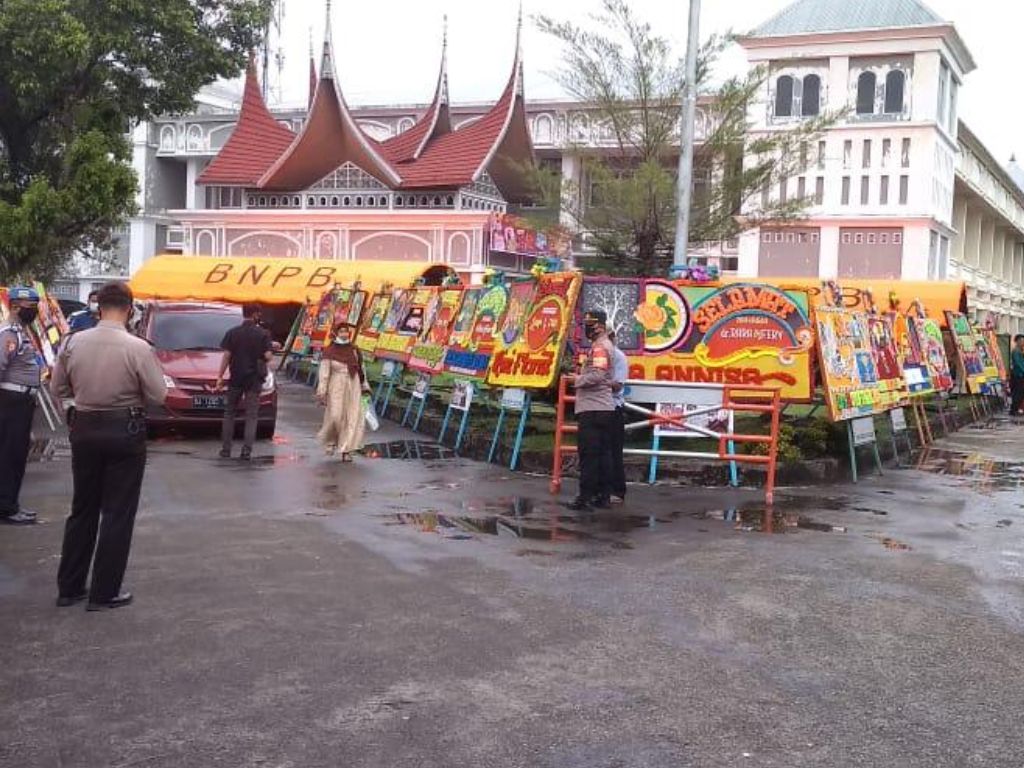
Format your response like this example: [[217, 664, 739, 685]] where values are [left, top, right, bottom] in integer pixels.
[[259, 29, 402, 190], [379, 34, 452, 165], [197, 64, 295, 187]]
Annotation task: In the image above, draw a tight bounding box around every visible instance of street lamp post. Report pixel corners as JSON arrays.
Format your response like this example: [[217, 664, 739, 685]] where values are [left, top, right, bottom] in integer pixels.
[[671, 0, 702, 275]]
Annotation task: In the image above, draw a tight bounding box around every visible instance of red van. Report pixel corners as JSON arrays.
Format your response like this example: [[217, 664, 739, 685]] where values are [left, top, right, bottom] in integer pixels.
[[139, 301, 277, 437]]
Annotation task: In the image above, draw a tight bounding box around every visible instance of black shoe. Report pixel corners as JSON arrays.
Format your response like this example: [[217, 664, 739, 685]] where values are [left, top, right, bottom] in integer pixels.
[[56, 592, 87, 608], [86, 592, 133, 612], [562, 497, 593, 512], [0, 510, 37, 525], [218, 448, 231, 459], [592, 497, 612, 509], [239, 447, 252, 461]]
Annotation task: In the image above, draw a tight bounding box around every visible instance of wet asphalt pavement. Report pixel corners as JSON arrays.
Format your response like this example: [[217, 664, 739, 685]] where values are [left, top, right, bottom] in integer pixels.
[[3, 383, 1024, 767]]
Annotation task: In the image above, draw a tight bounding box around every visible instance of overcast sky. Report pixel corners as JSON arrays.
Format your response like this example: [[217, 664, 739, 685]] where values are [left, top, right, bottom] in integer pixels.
[[259, 0, 1022, 164]]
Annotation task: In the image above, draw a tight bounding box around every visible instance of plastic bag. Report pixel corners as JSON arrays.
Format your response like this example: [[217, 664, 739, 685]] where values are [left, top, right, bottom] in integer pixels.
[[362, 394, 380, 431]]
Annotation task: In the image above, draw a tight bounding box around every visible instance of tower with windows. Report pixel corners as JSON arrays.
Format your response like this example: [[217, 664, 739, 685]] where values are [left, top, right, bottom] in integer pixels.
[[736, 0, 975, 280]]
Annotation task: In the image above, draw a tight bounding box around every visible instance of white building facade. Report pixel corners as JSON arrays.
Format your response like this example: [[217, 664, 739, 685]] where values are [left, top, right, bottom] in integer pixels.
[[736, 0, 1024, 332]]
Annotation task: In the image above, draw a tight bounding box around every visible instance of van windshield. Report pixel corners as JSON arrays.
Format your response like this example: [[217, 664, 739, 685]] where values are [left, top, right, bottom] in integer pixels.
[[149, 310, 241, 351]]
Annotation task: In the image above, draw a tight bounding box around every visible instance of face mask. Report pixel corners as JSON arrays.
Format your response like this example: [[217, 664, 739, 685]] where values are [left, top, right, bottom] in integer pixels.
[[17, 307, 38, 324], [584, 323, 600, 341], [334, 334, 351, 345], [89, 301, 99, 313]]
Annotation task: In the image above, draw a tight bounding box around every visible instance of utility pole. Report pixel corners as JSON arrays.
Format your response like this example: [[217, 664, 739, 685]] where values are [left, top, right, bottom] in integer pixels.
[[671, 0, 702, 273]]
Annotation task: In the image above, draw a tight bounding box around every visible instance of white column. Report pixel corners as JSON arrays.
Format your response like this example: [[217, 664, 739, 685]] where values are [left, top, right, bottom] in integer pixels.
[[951, 196, 968, 264], [185, 158, 199, 210], [737, 229, 759, 277], [818, 224, 840, 278], [901, 225, 930, 280], [128, 219, 157, 275]]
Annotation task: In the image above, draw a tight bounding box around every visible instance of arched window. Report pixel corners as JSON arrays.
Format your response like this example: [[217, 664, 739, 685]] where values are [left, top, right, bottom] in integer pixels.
[[775, 75, 795, 117], [802, 75, 821, 117], [884, 70, 905, 114], [857, 72, 877, 115]]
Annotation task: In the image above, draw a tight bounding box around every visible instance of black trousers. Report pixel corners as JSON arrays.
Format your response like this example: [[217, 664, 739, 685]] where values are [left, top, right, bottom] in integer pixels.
[[0, 389, 35, 516], [609, 406, 627, 498], [577, 410, 614, 503], [57, 411, 147, 602], [221, 383, 261, 452], [1011, 376, 1024, 415]]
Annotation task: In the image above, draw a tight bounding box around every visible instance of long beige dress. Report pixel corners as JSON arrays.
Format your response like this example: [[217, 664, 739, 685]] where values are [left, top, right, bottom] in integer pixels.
[[316, 359, 366, 455]]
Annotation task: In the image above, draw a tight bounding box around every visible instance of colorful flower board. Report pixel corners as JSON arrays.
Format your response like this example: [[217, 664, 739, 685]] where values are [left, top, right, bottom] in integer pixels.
[[407, 287, 465, 374], [576, 279, 815, 402], [374, 287, 436, 362], [815, 306, 908, 421], [355, 293, 391, 355], [0, 284, 69, 375], [296, 287, 368, 354], [442, 284, 509, 380], [982, 328, 1008, 384], [914, 317, 954, 392], [944, 312, 989, 394], [488, 272, 583, 389], [889, 314, 933, 395]]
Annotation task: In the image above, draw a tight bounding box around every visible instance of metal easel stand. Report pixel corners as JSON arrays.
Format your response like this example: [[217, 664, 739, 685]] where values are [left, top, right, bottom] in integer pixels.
[[402, 376, 431, 432], [439, 401, 472, 455], [377, 363, 404, 417], [847, 418, 883, 484], [36, 386, 61, 431], [487, 392, 532, 471]]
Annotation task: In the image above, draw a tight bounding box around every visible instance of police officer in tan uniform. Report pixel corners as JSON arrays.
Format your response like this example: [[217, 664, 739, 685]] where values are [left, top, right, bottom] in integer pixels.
[[565, 309, 618, 511], [50, 282, 167, 611], [0, 286, 42, 525]]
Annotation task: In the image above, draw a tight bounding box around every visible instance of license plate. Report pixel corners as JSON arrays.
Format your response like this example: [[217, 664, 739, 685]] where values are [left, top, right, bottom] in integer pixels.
[[192, 395, 226, 409]]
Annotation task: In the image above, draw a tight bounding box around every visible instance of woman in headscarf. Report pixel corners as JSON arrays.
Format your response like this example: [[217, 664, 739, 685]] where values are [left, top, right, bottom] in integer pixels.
[[316, 324, 369, 461]]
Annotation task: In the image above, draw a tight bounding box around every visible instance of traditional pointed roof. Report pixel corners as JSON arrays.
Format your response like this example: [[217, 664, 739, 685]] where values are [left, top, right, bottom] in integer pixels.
[[258, 2, 402, 190], [394, 11, 534, 200], [379, 18, 452, 165], [308, 29, 317, 109], [196, 61, 295, 186], [749, 0, 942, 37]]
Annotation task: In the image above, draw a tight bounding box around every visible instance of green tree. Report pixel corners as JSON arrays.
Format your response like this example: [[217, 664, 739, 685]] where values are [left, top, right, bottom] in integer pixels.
[[534, 0, 836, 276], [0, 0, 273, 282]]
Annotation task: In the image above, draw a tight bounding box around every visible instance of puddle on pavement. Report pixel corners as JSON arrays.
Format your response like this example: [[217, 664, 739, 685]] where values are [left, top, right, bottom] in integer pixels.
[[912, 447, 1024, 493], [383, 495, 846, 546], [362, 440, 454, 461]]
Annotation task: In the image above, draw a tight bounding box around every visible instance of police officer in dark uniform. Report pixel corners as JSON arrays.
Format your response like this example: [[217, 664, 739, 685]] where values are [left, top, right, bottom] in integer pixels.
[[0, 286, 42, 525], [51, 282, 167, 610]]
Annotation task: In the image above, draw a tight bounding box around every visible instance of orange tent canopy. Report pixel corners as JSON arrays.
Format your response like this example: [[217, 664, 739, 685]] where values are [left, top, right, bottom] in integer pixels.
[[130, 255, 457, 305], [720, 277, 966, 323]]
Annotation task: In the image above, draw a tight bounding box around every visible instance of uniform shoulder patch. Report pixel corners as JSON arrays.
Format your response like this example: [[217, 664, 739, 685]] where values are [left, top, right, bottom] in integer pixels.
[[592, 346, 610, 370]]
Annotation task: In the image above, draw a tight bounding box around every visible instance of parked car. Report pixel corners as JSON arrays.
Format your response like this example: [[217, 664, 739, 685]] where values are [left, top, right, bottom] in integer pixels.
[[138, 301, 277, 438]]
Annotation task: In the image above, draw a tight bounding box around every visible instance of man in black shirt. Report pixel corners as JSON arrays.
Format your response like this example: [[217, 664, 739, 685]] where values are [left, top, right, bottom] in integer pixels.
[[216, 303, 272, 460]]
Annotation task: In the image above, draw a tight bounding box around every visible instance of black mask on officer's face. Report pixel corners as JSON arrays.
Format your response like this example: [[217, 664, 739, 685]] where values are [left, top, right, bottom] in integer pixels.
[[16, 306, 38, 324], [584, 322, 601, 341]]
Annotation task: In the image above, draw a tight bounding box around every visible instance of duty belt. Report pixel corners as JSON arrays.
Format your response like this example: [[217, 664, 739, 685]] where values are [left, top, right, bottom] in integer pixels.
[[0, 382, 38, 395]]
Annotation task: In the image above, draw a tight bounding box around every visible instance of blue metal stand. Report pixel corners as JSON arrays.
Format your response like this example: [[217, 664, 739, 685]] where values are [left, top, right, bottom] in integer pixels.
[[377, 362, 403, 416], [402, 376, 430, 430], [439, 384, 474, 454], [487, 392, 532, 470]]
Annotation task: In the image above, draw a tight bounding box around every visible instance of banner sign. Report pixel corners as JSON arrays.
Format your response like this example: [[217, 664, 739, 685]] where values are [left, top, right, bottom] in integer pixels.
[[816, 306, 907, 421], [443, 284, 509, 380], [355, 293, 391, 354], [488, 213, 571, 257], [851, 416, 877, 446], [408, 287, 465, 374], [450, 380, 474, 411], [914, 316, 953, 392], [945, 312, 988, 394], [488, 273, 582, 389], [653, 402, 730, 438], [578, 280, 814, 401]]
